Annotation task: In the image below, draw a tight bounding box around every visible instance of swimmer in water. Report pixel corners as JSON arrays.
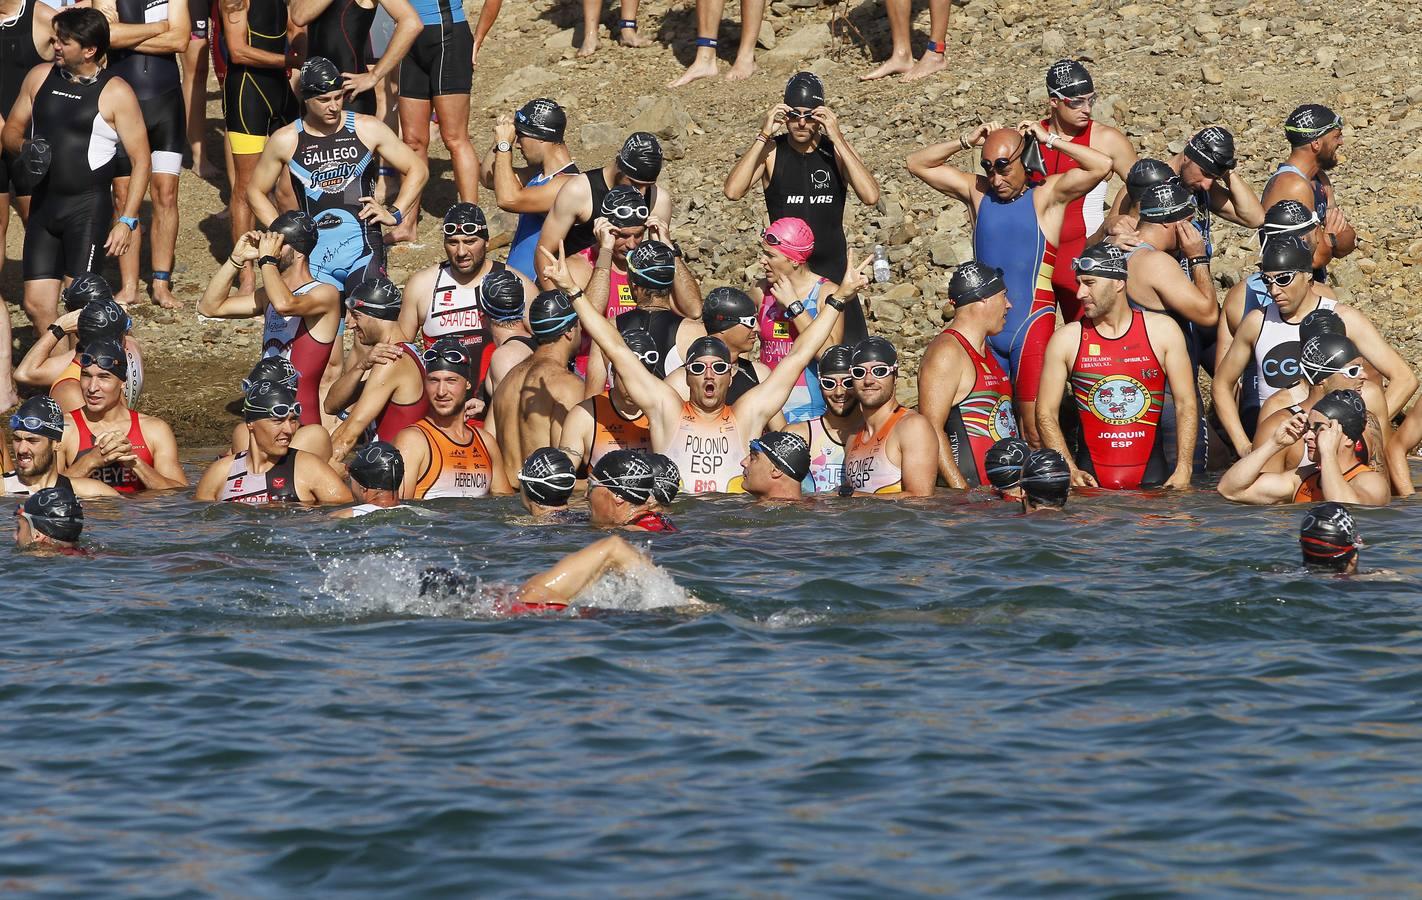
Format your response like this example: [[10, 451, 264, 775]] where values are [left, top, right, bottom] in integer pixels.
[[741, 431, 810, 501], [420, 534, 664, 615], [518, 447, 578, 520], [589, 449, 676, 532], [1299, 501, 1359, 574], [334, 441, 409, 518], [648, 452, 680, 508], [14, 484, 83, 551], [984, 436, 1030, 502], [1020, 448, 1071, 512], [5, 395, 118, 499]]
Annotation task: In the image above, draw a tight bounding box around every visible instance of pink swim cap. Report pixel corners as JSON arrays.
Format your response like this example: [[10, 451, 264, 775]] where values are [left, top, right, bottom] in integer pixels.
[[762, 217, 815, 264]]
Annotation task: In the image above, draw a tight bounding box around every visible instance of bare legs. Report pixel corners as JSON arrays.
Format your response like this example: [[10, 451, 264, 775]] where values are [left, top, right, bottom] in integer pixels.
[[861, 0, 950, 82], [669, 0, 762, 87], [182, 38, 221, 179], [393, 92, 479, 244], [0, 193, 16, 409], [580, 0, 649, 57], [229, 150, 261, 293]]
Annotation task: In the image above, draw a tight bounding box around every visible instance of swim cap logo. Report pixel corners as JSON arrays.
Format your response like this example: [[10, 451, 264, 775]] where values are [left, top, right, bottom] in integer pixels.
[[1261, 340, 1301, 388], [1089, 375, 1150, 425]]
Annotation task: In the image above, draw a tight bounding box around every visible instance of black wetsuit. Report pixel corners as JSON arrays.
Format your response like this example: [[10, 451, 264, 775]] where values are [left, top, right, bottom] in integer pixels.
[[728, 357, 759, 405], [563, 166, 657, 257], [765, 134, 866, 342], [111, 0, 187, 175], [220, 0, 296, 149], [0, 0, 44, 196], [308, 0, 376, 115], [616, 307, 684, 379], [23, 66, 120, 281]]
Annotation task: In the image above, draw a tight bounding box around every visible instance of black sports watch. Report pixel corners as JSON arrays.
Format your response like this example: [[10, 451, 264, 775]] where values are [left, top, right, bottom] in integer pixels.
[[784, 300, 806, 319], [48, 323, 67, 340], [257, 255, 280, 269], [824, 294, 846, 312], [1187, 256, 1210, 269]]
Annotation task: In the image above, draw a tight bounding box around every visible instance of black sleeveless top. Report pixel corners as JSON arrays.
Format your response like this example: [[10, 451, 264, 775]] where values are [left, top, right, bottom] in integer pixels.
[[30, 66, 118, 196], [308, 0, 375, 78], [563, 166, 658, 257], [765, 134, 847, 281], [109, 0, 182, 99], [616, 307, 683, 378], [0, 0, 43, 115]]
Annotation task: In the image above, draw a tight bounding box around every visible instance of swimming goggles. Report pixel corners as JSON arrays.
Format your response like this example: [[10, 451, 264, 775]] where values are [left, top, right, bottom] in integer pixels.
[[78, 352, 124, 371], [686, 360, 731, 376], [421, 347, 471, 366], [1059, 93, 1096, 110], [1259, 271, 1304, 288], [980, 142, 1025, 175], [818, 374, 853, 391], [442, 221, 488, 238], [850, 364, 897, 380], [9, 414, 61, 435], [603, 203, 649, 222], [254, 402, 303, 421]]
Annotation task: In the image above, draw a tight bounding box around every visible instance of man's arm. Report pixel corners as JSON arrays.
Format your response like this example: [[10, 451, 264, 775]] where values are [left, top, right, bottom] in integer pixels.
[[1149, 315, 1197, 489], [915, 341, 970, 490], [129, 0, 191, 54], [821, 108, 879, 206], [105, 81, 151, 256], [0, 65, 45, 155], [555, 400, 595, 468], [1385, 402, 1421, 498], [328, 358, 404, 462], [69, 477, 122, 500], [338, 0, 420, 93], [724, 104, 782, 200], [362, 119, 428, 223], [246, 128, 296, 228], [896, 416, 939, 497], [128, 418, 189, 489], [1338, 308, 1418, 418], [395, 265, 437, 343], [1217, 412, 1305, 504], [534, 177, 589, 288], [1035, 122, 1112, 205], [1035, 325, 1096, 486], [517, 535, 651, 607], [14, 310, 79, 387], [487, 117, 570, 212], [905, 125, 990, 206], [296, 452, 356, 503], [482, 428, 513, 494], [221, 0, 287, 67], [1212, 311, 1263, 457], [198, 232, 267, 317], [1139, 246, 1218, 328], [1209, 170, 1264, 228], [1314, 422, 1389, 505], [287, 0, 337, 26], [391, 426, 429, 498], [194, 454, 235, 501]]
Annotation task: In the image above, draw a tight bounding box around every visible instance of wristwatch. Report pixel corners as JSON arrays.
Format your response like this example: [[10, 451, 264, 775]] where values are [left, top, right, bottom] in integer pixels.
[[48, 323, 66, 340], [784, 300, 806, 319], [824, 294, 846, 312], [118, 215, 139, 231], [1327, 232, 1339, 251], [671, 241, 683, 259], [257, 255, 280, 269], [1187, 256, 1210, 269], [496, 140, 512, 153], [386, 204, 404, 226]]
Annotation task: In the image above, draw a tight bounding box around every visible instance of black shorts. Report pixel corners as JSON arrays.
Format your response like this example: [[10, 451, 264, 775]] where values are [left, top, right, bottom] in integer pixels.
[[23, 187, 113, 281], [223, 68, 298, 153], [399, 22, 472, 100], [115, 88, 187, 177]]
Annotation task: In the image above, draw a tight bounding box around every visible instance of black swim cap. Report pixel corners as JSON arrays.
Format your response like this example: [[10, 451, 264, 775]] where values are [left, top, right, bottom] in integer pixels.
[[514, 97, 567, 142], [616, 132, 663, 183], [242, 379, 300, 422], [443, 201, 489, 238], [1299, 307, 1345, 344], [80, 338, 128, 381], [61, 272, 114, 311], [851, 336, 898, 366], [345, 276, 403, 320], [752, 431, 811, 482], [618, 327, 660, 371], [626, 240, 676, 290], [529, 289, 578, 343], [9, 395, 65, 441], [348, 440, 404, 492], [1073, 241, 1129, 280], [1299, 502, 1358, 570], [518, 447, 576, 507], [479, 270, 526, 322], [1260, 235, 1313, 273], [783, 71, 825, 108], [269, 209, 318, 257], [1021, 448, 1071, 506], [686, 335, 732, 364], [1300, 333, 1359, 386], [819, 343, 854, 375], [1285, 104, 1342, 147], [1312, 389, 1366, 442], [422, 336, 472, 381], [1046, 59, 1094, 98], [78, 297, 130, 346], [649, 453, 680, 504], [1125, 158, 1177, 203], [599, 184, 651, 228], [22, 485, 83, 543], [984, 436, 1030, 490], [703, 287, 757, 334], [243, 355, 300, 393], [1184, 125, 1236, 177], [948, 260, 1007, 306], [1137, 179, 1195, 223], [591, 449, 656, 503], [298, 56, 342, 99], [1258, 199, 1319, 246]]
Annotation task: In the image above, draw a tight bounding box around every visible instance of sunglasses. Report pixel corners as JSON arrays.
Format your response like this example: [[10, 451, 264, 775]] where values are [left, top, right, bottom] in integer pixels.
[[421, 347, 470, 366], [1060, 93, 1096, 110], [818, 375, 853, 391], [79, 353, 123, 371], [1260, 271, 1303, 288], [9, 414, 58, 433], [255, 402, 303, 421], [851, 364, 897, 380], [786, 109, 816, 122], [442, 221, 488, 238], [603, 204, 649, 222], [687, 360, 731, 376], [980, 149, 1024, 175]]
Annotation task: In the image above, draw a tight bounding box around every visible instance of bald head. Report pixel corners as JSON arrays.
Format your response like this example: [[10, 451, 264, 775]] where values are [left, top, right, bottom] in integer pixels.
[[982, 128, 1024, 160]]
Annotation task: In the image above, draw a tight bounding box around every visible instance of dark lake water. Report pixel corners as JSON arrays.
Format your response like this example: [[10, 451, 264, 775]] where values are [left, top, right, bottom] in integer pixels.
[[5, 454, 1422, 897]]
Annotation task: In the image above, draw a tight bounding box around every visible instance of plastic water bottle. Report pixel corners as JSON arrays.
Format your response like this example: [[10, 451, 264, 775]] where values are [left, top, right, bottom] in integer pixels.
[[872, 245, 891, 284]]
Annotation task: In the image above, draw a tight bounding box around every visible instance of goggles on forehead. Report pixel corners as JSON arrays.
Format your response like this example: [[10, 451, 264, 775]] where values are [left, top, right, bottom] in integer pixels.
[[421, 346, 471, 366], [9, 414, 60, 434], [442, 221, 488, 238]]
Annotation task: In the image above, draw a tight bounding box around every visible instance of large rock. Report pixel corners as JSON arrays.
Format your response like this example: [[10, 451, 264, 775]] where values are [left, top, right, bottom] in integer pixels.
[[580, 121, 623, 150], [762, 23, 830, 65], [489, 66, 560, 107], [628, 95, 700, 141]]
